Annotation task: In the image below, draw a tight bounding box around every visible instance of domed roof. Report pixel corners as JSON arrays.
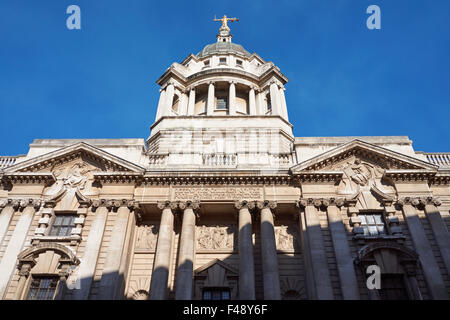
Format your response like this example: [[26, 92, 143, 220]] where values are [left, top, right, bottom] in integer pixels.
[[197, 42, 251, 58]]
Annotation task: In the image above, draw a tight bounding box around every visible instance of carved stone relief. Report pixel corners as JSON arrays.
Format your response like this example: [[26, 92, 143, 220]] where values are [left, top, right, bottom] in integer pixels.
[[135, 224, 158, 251], [274, 225, 300, 251], [174, 186, 263, 201], [328, 156, 396, 209], [196, 225, 236, 250]]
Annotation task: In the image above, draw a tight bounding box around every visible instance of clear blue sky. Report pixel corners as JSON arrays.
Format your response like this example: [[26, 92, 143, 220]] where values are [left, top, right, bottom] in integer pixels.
[[1, 0, 449, 156]]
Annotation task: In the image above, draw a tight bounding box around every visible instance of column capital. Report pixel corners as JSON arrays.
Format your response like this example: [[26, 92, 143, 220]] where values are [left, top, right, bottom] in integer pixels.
[[207, 81, 215, 86], [234, 200, 255, 210], [105, 199, 122, 211], [228, 80, 237, 85], [157, 201, 178, 211], [256, 200, 277, 210], [178, 200, 200, 211]]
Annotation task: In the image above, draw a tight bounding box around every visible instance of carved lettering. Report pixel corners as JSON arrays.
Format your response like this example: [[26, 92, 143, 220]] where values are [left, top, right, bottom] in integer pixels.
[[174, 187, 263, 201]]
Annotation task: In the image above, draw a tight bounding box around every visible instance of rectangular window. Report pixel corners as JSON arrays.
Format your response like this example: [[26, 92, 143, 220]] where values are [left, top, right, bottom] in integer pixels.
[[236, 59, 243, 67], [204, 60, 210, 67], [49, 213, 77, 237], [216, 97, 228, 110], [378, 274, 409, 300], [202, 288, 231, 300], [26, 277, 59, 300], [359, 213, 386, 236], [219, 57, 227, 64]]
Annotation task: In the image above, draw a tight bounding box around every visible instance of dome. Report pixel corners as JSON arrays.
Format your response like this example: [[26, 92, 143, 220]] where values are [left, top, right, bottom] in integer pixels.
[[197, 42, 251, 58]]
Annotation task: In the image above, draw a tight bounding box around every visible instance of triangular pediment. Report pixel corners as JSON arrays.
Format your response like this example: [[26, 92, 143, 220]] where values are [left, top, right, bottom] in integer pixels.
[[3, 142, 145, 174], [194, 259, 238, 276], [290, 139, 438, 173]]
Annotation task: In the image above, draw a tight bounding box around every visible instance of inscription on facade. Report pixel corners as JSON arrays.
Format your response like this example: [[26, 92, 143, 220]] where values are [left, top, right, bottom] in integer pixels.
[[173, 186, 263, 201]]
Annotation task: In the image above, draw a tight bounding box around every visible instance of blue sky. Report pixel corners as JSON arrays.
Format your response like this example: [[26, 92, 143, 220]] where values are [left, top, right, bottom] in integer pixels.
[[0, 0, 449, 156]]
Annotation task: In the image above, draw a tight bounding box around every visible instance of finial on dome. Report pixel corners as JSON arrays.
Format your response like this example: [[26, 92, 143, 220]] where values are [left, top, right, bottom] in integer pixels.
[[213, 15, 239, 43]]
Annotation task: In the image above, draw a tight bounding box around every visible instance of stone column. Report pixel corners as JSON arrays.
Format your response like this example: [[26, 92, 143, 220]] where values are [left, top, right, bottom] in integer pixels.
[[164, 83, 175, 116], [398, 197, 448, 299], [206, 82, 215, 115], [298, 199, 334, 300], [269, 81, 281, 116], [0, 199, 40, 299], [150, 201, 177, 300], [187, 87, 196, 116], [279, 87, 289, 121], [229, 81, 236, 115], [422, 197, 450, 278], [72, 200, 108, 300], [235, 200, 256, 300], [0, 200, 15, 246], [257, 201, 281, 300], [248, 87, 257, 115], [175, 201, 200, 300], [98, 200, 134, 300], [256, 90, 264, 115], [325, 199, 359, 300], [179, 92, 188, 115], [155, 88, 167, 121]]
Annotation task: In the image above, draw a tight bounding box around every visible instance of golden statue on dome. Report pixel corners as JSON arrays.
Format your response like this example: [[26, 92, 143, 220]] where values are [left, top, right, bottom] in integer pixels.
[[213, 15, 239, 31]]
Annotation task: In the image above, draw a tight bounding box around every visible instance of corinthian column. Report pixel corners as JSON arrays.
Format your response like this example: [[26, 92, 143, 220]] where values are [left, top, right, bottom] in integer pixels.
[[164, 83, 175, 116], [187, 87, 196, 116], [269, 81, 281, 116], [235, 200, 256, 300], [229, 81, 236, 115], [175, 201, 200, 300], [248, 87, 257, 115], [207, 81, 215, 115], [256, 201, 281, 300], [150, 201, 177, 300]]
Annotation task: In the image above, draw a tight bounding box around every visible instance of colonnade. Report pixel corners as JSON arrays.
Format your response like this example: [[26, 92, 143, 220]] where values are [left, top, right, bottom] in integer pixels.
[[149, 200, 281, 300], [155, 80, 289, 121]]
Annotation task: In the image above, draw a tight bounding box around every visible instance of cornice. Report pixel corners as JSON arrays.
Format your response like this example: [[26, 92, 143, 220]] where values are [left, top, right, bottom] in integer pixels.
[[93, 172, 144, 183], [384, 170, 436, 182], [2, 172, 55, 184], [291, 171, 343, 183]]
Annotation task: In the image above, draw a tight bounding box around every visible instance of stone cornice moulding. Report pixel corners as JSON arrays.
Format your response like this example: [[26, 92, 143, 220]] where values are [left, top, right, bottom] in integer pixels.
[[397, 196, 442, 208], [290, 139, 438, 173], [4, 142, 145, 174], [93, 172, 144, 183], [141, 173, 292, 186], [384, 170, 437, 182], [2, 172, 56, 185], [292, 171, 343, 183]]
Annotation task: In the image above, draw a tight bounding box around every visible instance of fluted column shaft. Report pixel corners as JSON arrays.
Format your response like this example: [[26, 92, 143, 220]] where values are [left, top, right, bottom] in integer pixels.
[[150, 202, 176, 300], [235, 201, 256, 300], [229, 81, 236, 115], [269, 82, 281, 116], [187, 88, 196, 115], [155, 89, 167, 121], [175, 201, 199, 300], [207, 82, 215, 115], [164, 83, 175, 116], [248, 87, 256, 115], [257, 201, 281, 300]]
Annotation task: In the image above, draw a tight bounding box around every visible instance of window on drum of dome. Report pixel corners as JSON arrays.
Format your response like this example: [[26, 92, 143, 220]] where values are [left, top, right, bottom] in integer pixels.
[[216, 96, 228, 110], [203, 60, 210, 67], [202, 287, 231, 300], [49, 213, 77, 237], [236, 59, 243, 67], [219, 57, 227, 65], [26, 276, 59, 300], [359, 212, 386, 236]]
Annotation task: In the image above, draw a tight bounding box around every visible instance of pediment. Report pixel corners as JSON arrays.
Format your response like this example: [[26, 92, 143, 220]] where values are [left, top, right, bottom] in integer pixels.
[[194, 259, 238, 277], [290, 139, 437, 173], [3, 142, 145, 174]]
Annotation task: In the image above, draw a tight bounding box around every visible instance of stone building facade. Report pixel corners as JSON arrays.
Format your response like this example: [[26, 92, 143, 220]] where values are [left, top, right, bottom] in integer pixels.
[[0, 19, 449, 300]]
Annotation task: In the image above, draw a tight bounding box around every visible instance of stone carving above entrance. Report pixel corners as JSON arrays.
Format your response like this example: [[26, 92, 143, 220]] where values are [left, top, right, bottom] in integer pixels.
[[135, 224, 158, 251], [173, 186, 263, 201], [196, 225, 236, 250], [275, 225, 300, 251]]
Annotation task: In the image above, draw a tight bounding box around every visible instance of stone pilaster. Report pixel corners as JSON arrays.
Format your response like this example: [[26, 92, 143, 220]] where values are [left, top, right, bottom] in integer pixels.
[[325, 198, 360, 300], [0, 200, 16, 247], [397, 197, 448, 299], [256, 200, 281, 300], [98, 199, 136, 300], [150, 201, 177, 300], [0, 199, 40, 299], [235, 200, 256, 300], [175, 201, 200, 300], [72, 199, 108, 300], [298, 198, 334, 300]]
